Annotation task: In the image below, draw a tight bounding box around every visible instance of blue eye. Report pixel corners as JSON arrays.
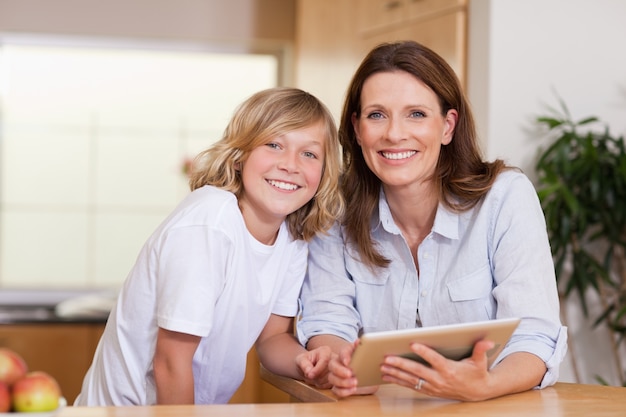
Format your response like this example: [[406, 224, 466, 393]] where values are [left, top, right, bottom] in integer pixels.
[[266, 142, 280, 149], [366, 111, 384, 120], [303, 151, 318, 159], [410, 111, 426, 118]]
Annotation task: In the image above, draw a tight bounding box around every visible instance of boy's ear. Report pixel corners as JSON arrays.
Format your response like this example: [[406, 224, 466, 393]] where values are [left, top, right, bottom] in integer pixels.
[[234, 161, 242, 171]]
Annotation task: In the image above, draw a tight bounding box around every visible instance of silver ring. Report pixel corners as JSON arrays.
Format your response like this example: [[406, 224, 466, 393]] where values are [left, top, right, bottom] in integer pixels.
[[415, 378, 424, 390]]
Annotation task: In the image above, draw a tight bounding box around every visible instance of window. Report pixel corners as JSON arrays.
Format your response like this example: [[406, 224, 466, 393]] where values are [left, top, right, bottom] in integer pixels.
[[0, 41, 278, 288]]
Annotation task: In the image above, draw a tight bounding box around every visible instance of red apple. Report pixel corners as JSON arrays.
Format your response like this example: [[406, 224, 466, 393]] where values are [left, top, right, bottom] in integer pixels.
[[0, 347, 28, 386], [0, 382, 10, 412], [11, 371, 62, 412]]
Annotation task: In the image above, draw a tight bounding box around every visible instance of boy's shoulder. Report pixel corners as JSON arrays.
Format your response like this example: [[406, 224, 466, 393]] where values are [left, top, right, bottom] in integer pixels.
[[172, 185, 241, 227], [185, 185, 237, 209]]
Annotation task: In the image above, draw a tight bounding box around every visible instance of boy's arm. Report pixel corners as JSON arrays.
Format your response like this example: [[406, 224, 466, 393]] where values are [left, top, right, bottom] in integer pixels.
[[256, 314, 332, 384], [153, 327, 201, 404]]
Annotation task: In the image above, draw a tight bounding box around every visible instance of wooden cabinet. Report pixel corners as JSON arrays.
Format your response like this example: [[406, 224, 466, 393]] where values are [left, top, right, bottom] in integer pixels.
[[229, 348, 290, 404], [356, 0, 407, 34], [295, 0, 467, 118], [0, 322, 105, 404], [356, 0, 463, 34], [0, 323, 287, 405], [358, 6, 467, 85], [294, 0, 363, 121]]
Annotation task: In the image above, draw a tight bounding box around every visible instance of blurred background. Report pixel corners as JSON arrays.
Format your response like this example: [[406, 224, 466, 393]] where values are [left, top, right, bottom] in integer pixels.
[[0, 0, 625, 402]]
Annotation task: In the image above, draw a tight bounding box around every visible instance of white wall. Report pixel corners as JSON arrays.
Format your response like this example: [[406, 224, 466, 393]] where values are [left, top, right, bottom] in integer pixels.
[[468, 0, 626, 387], [468, 0, 626, 176]]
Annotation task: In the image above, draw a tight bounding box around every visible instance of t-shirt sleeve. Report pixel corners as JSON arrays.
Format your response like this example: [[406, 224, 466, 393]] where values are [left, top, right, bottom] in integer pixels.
[[155, 225, 232, 337]]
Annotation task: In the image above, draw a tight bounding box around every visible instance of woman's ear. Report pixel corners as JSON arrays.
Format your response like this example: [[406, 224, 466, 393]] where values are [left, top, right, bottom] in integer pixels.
[[442, 109, 458, 145], [234, 161, 242, 171]]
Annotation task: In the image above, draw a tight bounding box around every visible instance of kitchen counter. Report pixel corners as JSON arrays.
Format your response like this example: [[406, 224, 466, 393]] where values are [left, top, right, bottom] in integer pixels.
[[57, 382, 626, 417], [0, 288, 115, 323], [0, 288, 112, 403], [0, 305, 108, 324]]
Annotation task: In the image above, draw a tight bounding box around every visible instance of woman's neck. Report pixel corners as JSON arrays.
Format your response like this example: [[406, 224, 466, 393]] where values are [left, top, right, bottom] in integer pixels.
[[383, 182, 439, 269], [384, 183, 438, 229]]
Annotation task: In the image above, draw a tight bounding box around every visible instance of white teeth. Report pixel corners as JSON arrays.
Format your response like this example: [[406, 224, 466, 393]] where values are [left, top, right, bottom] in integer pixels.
[[381, 151, 417, 160], [267, 180, 298, 191]]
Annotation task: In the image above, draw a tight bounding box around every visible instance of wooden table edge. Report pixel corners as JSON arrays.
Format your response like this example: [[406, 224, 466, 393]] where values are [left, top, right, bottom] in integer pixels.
[[259, 365, 337, 403]]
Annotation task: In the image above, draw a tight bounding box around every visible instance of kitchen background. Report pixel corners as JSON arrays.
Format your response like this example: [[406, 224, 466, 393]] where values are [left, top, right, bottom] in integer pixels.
[[1, 0, 625, 393], [0, 44, 278, 288]]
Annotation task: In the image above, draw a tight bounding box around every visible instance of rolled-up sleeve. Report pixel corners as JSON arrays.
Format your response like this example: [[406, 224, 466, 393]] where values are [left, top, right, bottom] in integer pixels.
[[488, 172, 568, 387], [297, 223, 361, 346]]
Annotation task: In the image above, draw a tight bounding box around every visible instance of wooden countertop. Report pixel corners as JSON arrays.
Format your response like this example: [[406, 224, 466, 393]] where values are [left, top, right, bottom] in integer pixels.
[[58, 379, 626, 416]]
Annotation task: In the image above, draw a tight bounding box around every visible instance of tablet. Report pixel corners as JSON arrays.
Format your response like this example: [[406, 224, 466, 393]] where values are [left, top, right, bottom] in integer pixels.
[[350, 317, 521, 387]]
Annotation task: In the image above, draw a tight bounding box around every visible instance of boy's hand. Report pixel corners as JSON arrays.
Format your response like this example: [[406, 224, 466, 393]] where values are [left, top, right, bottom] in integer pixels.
[[295, 345, 334, 389]]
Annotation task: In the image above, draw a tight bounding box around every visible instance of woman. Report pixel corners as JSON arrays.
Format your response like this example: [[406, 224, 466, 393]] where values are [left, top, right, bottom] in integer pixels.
[[297, 41, 567, 401]]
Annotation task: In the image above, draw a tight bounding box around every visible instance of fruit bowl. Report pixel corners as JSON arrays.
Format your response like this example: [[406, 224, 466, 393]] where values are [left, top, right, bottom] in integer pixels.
[[0, 396, 66, 417]]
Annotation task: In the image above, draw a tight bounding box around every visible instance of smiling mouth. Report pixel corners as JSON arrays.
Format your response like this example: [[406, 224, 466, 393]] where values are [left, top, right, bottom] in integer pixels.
[[267, 179, 299, 191], [380, 150, 417, 160]]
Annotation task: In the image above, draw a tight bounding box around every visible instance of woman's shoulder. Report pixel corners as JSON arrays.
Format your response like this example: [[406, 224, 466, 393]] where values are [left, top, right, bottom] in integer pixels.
[[308, 220, 344, 250], [483, 168, 540, 211], [490, 168, 535, 194]]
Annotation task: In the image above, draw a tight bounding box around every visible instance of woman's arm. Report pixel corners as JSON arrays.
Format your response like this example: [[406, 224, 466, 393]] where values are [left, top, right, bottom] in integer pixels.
[[297, 224, 362, 346], [306, 334, 351, 353], [488, 173, 566, 388], [379, 340, 546, 401], [153, 327, 201, 404]]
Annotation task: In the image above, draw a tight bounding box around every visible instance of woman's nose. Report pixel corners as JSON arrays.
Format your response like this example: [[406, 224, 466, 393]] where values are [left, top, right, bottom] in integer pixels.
[[385, 118, 405, 142]]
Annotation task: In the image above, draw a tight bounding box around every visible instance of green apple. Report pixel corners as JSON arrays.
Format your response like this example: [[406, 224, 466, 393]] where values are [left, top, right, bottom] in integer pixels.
[[11, 371, 62, 412], [0, 347, 28, 386]]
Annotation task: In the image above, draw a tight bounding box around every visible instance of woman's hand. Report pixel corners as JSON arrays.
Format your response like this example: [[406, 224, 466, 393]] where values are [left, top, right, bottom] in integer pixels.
[[380, 339, 497, 401], [380, 338, 547, 401], [328, 341, 380, 397]]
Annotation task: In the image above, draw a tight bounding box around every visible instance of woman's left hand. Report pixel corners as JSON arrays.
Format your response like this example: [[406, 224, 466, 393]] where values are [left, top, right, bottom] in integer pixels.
[[380, 339, 496, 402]]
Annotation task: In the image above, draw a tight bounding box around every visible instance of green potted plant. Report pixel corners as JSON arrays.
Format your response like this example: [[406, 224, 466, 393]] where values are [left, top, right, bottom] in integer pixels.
[[534, 97, 626, 386]]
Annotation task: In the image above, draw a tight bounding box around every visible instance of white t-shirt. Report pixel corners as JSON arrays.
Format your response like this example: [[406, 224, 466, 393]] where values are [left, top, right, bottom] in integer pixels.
[[75, 186, 307, 405]]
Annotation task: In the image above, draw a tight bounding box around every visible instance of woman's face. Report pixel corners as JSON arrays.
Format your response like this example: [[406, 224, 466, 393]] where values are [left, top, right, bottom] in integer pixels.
[[352, 70, 457, 192]]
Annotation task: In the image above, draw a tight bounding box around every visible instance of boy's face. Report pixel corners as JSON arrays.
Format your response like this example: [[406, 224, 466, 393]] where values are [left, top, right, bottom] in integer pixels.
[[238, 121, 325, 242]]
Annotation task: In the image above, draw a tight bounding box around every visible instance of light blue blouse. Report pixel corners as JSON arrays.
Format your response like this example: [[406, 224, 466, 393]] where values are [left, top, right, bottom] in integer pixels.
[[297, 170, 568, 388]]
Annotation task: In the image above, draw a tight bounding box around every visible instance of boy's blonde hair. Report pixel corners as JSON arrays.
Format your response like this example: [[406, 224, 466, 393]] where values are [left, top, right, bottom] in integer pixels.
[[189, 87, 344, 241]]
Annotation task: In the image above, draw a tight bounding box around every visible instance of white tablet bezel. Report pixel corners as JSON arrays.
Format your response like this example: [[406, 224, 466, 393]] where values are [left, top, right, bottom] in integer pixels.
[[350, 317, 521, 387]]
